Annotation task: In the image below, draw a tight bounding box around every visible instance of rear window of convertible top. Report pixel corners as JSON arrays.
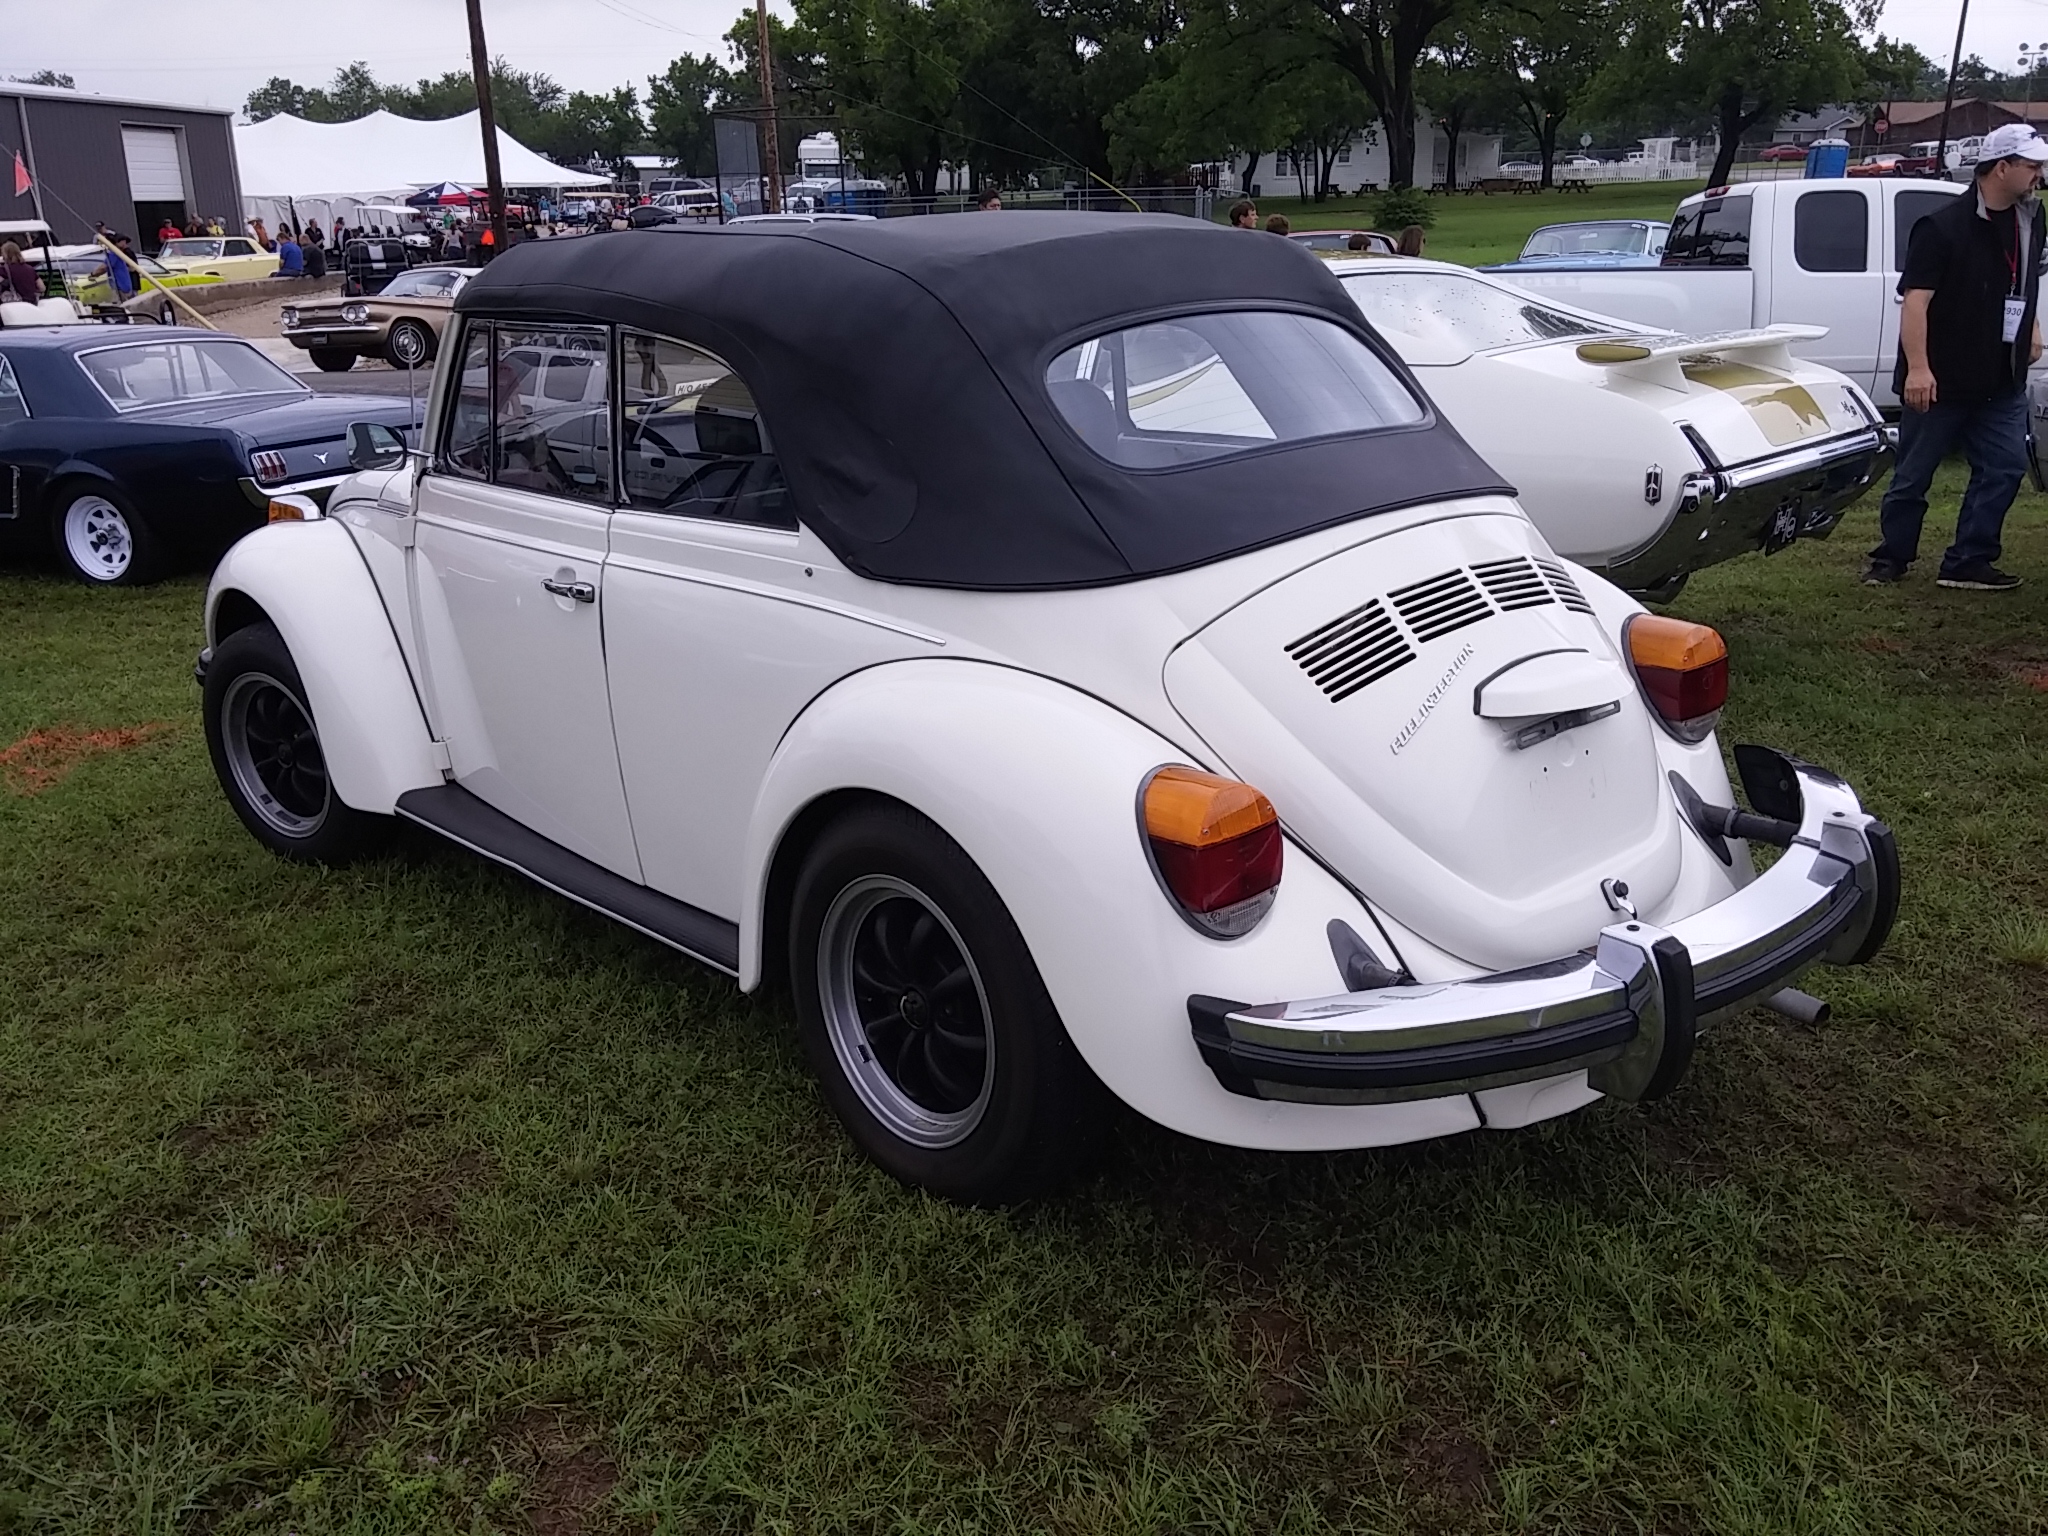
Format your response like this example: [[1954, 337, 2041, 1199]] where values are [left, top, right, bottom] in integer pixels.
[[1044, 309, 1424, 470]]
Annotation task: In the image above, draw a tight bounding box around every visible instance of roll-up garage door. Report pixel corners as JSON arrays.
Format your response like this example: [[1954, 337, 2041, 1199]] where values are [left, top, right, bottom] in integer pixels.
[[121, 127, 186, 200]]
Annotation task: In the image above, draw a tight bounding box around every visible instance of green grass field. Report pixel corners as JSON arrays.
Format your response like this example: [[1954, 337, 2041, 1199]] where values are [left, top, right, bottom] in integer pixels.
[[1250, 182, 1708, 267], [5, 466, 2048, 1533]]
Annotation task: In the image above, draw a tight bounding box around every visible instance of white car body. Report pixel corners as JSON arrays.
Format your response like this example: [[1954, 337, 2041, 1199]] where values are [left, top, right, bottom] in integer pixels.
[[1330, 257, 1893, 596], [198, 216, 1897, 1196]]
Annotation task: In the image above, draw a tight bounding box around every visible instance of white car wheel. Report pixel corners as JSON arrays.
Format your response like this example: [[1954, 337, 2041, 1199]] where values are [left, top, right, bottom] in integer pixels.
[[60, 492, 146, 584], [817, 873, 996, 1149]]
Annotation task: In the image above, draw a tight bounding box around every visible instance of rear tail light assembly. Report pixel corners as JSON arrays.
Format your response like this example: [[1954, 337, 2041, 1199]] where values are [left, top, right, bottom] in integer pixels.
[[250, 449, 289, 485], [1625, 614, 1728, 742], [1140, 765, 1283, 937]]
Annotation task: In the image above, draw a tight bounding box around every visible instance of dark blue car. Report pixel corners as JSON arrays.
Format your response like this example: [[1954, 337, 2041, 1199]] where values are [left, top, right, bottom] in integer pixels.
[[0, 326, 415, 585]]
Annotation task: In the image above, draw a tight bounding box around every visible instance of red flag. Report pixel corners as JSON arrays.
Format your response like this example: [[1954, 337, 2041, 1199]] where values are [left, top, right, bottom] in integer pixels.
[[11, 153, 27, 197]]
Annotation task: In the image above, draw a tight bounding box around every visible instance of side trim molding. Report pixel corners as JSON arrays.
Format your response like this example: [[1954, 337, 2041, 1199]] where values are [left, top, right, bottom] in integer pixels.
[[395, 783, 740, 975]]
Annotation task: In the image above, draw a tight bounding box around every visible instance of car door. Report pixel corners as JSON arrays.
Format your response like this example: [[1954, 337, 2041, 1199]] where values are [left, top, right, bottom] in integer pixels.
[[1770, 183, 1881, 393], [220, 238, 270, 280], [1876, 184, 1966, 408], [602, 328, 933, 919], [408, 320, 642, 878]]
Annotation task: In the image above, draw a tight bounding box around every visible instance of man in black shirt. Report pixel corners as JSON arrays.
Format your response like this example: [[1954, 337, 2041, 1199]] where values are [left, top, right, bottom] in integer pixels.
[[1867, 123, 2048, 590]]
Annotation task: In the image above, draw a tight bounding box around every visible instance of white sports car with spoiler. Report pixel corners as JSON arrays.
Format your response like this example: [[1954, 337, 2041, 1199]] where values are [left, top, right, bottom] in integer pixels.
[[195, 216, 1900, 1204], [1333, 258, 1894, 601]]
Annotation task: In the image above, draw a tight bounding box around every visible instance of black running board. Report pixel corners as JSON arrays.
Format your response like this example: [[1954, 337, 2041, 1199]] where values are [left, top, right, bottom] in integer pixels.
[[395, 783, 740, 975]]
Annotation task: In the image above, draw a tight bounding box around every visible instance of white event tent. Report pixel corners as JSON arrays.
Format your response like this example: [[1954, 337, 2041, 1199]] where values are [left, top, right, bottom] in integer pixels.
[[236, 110, 610, 231]]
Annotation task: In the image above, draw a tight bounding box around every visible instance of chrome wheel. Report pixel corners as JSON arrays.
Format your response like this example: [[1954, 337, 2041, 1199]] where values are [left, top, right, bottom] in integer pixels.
[[219, 671, 329, 837], [818, 875, 995, 1148], [62, 495, 134, 582]]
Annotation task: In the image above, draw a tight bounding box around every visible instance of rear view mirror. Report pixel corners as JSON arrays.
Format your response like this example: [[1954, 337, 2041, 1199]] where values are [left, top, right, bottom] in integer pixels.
[[348, 420, 407, 471]]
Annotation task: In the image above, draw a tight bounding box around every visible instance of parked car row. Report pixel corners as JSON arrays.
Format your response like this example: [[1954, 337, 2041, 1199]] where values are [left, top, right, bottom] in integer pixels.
[[174, 215, 1898, 1203]]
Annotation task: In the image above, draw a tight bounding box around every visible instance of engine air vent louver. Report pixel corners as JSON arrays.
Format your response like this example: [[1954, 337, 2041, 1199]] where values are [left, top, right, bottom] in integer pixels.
[[1388, 567, 1493, 643], [1286, 598, 1414, 701], [1471, 556, 1556, 611], [1535, 558, 1595, 614]]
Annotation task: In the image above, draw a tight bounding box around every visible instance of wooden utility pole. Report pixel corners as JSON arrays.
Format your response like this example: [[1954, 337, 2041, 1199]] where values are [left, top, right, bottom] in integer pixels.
[[1934, 0, 1972, 180], [466, 0, 510, 256], [755, 0, 783, 213]]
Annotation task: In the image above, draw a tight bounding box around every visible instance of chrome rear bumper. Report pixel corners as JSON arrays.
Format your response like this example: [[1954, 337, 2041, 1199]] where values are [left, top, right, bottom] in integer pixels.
[[1608, 428, 1891, 597], [1190, 758, 1898, 1106]]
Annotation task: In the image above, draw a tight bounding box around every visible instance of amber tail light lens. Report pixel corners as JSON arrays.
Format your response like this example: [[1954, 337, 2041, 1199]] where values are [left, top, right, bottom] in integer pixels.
[[1141, 765, 1283, 937], [1625, 614, 1728, 742]]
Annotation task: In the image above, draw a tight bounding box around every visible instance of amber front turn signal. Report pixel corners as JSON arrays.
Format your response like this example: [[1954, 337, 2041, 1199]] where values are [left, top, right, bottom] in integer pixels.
[[1141, 766, 1283, 937], [266, 494, 319, 524], [1625, 614, 1728, 742]]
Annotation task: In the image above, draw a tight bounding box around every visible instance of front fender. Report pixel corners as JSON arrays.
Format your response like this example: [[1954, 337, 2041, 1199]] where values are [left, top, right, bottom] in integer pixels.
[[205, 520, 439, 814], [742, 659, 1491, 1150]]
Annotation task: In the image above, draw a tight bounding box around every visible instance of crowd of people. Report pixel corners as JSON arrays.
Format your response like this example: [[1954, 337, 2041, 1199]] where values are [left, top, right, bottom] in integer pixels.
[[1226, 197, 1427, 256]]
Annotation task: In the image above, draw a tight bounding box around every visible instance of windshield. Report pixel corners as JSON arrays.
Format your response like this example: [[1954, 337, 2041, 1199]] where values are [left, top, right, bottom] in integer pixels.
[[158, 239, 223, 259], [1519, 222, 1650, 259], [380, 268, 464, 299], [77, 339, 304, 411], [1341, 270, 1633, 353], [1044, 310, 1423, 470]]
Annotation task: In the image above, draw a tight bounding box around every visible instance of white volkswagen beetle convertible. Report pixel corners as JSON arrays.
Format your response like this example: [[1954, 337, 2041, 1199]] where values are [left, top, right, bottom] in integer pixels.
[[197, 216, 1899, 1202], [1332, 257, 1894, 600]]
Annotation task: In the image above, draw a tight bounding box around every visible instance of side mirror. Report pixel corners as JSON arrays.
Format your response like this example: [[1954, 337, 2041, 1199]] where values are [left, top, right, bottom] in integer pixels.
[[348, 420, 408, 471]]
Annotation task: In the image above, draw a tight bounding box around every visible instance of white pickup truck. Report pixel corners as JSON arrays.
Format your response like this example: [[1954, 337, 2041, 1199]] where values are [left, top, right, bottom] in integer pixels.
[[1487, 178, 1970, 408]]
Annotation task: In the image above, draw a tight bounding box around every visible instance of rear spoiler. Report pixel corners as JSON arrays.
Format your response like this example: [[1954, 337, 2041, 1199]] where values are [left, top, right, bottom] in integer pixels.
[[1575, 324, 1826, 389]]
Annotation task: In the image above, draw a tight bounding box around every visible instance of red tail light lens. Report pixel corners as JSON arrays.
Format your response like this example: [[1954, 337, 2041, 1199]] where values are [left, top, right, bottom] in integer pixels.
[[1626, 614, 1728, 742], [1141, 765, 1283, 937]]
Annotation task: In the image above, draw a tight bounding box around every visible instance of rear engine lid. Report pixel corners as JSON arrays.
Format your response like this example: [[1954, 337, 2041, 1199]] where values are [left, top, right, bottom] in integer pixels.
[[1164, 511, 1682, 971]]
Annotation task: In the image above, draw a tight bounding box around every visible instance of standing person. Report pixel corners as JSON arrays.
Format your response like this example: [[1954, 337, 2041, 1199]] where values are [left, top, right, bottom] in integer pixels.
[[1396, 224, 1427, 257], [156, 216, 182, 251], [1866, 123, 2048, 591], [107, 236, 137, 301], [1228, 198, 1259, 229]]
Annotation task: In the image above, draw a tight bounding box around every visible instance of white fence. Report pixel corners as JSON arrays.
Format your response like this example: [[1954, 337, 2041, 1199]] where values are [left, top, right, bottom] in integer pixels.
[[1499, 162, 1703, 186]]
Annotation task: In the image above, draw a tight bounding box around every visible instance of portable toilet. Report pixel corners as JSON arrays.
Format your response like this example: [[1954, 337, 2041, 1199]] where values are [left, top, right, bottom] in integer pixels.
[[1804, 138, 1850, 178]]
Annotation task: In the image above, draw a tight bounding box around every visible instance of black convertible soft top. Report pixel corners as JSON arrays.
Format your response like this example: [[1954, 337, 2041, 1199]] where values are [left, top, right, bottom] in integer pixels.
[[457, 213, 1510, 589]]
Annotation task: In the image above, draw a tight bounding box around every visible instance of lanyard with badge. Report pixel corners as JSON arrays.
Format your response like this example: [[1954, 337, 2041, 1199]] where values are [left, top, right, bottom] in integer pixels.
[[2004, 212, 2029, 344]]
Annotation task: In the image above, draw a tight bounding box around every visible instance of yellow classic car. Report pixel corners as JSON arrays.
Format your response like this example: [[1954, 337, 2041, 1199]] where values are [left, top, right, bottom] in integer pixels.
[[153, 236, 280, 282], [54, 248, 223, 322]]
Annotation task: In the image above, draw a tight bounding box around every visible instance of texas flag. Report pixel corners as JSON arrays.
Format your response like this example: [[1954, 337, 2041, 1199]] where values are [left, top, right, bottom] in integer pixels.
[[11, 153, 27, 198]]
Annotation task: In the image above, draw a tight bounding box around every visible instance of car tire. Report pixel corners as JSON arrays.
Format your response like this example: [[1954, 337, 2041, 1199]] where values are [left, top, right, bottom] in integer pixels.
[[51, 482, 162, 586], [203, 621, 390, 865], [384, 319, 436, 370], [788, 800, 1108, 1205], [308, 348, 357, 373]]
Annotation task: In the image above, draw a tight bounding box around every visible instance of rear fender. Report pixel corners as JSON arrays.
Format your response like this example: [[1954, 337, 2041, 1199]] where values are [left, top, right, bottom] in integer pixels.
[[205, 519, 439, 814], [740, 659, 1481, 1150]]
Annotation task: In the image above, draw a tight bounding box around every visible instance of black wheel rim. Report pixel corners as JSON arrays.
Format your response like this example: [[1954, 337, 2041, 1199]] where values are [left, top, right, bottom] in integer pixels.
[[819, 876, 994, 1147], [222, 671, 329, 836]]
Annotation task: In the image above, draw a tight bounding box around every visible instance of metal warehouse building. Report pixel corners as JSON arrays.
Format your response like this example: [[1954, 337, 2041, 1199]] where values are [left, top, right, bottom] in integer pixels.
[[0, 82, 244, 252]]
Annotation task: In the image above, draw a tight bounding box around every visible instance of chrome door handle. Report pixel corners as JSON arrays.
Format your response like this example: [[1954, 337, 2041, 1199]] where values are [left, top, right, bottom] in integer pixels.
[[542, 576, 596, 603]]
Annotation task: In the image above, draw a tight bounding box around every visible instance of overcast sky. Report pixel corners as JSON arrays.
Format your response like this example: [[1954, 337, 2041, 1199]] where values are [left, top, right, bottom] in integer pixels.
[[12, 0, 2048, 117]]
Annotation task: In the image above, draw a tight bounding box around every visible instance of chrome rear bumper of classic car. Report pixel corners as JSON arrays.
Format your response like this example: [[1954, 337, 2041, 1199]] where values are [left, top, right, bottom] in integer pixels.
[[1188, 760, 1899, 1107], [237, 472, 349, 508], [1607, 427, 1892, 595]]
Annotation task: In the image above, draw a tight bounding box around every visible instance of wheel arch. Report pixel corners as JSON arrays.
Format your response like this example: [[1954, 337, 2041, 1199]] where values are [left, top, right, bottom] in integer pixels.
[[205, 519, 440, 814]]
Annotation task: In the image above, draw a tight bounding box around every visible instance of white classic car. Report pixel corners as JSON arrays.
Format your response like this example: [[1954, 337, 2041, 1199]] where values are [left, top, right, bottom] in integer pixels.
[[197, 217, 1899, 1202], [1332, 257, 1894, 600]]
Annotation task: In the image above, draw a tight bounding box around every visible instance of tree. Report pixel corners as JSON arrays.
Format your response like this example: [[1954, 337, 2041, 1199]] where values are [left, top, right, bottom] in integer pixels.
[[1489, 0, 1613, 189], [313, 62, 387, 122], [244, 77, 308, 122], [1417, 22, 1510, 190], [1297, 0, 1463, 189], [11, 70, 75, 89], [648, 55, 732, 175], [789, 0, 974, 198], [1601, 0, 1878, 187]]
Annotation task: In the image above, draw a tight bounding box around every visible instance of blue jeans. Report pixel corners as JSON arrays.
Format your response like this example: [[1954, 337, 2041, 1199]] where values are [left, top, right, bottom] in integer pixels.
[[1871, 388, 2028, 574]]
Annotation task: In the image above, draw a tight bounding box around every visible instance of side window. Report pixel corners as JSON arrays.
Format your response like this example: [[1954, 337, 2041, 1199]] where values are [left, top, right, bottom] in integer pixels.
[[618, 329, 794, 528], [225, 240, 255, 256], [1662, 197, 1752, 268], [1793, 190, 1868, 273], [492, 326, 611, 501], [1893, 190, 1954, 270], [0, 354, 27, 425], [443, 323, 491, 480]]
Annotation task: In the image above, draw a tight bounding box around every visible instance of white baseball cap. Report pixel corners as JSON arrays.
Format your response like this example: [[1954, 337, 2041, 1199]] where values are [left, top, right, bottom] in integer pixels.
[[1977, 123, 2048, 164]]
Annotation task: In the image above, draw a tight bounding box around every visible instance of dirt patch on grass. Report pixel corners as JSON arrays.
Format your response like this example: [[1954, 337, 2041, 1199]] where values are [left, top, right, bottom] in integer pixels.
[[1401, 1426, 1497, 1508], [1234, 1305, 1312, 1415], [501, 1410, 619, 1536], [0, 721, 172, 794]]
